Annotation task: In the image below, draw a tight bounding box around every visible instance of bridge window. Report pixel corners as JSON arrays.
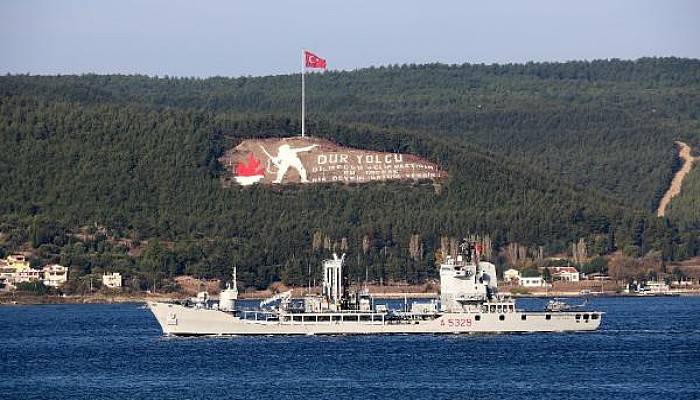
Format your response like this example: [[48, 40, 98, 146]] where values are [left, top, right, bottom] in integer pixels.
[[499, 315, 505, 321], [591, 314, 599, 320], [545, 314, 551, 320], [521, 315, 527, 321]]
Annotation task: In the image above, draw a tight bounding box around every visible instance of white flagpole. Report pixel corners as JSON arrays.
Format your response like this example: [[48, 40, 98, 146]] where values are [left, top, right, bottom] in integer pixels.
[[301, 49, 305, 138]]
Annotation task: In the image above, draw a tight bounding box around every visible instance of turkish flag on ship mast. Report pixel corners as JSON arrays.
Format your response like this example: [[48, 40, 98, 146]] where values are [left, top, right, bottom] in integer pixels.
[[301, 49, 327, 138]]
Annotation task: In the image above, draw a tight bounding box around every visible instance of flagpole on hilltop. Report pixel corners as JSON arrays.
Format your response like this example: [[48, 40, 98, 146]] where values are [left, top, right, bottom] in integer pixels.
[[301, 49, 305, 138]]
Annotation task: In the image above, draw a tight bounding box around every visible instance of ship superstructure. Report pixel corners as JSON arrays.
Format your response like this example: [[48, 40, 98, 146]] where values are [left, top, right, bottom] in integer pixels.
[[148, 241, 602, 335]]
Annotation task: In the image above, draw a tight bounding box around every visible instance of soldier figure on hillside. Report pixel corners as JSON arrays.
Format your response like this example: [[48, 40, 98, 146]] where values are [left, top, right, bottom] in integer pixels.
[[260, 143, 318, 183]]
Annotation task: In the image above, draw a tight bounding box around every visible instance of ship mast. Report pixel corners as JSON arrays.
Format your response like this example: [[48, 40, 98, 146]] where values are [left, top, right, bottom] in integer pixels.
[[231, 266, 238, 297]]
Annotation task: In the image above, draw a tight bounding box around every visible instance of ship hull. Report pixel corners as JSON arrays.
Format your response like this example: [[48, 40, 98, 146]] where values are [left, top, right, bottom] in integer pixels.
[[148, 302, 602, 336]]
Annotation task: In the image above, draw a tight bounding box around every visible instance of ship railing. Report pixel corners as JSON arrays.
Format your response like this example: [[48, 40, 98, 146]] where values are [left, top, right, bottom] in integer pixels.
[[385, 311, 441, 325], [256, 311, 442, 325], [278, 312, 387, 325], [240, 310, 280, 321]]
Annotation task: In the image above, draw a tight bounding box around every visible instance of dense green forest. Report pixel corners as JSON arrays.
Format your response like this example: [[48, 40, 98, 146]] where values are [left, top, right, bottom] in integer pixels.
[[1, 58, 699, 291], [4, 57, 699, 209]]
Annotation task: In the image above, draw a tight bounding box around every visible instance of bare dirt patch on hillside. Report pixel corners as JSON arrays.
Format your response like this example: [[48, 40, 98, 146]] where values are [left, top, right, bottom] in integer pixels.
[[657, 141, 698, 217]]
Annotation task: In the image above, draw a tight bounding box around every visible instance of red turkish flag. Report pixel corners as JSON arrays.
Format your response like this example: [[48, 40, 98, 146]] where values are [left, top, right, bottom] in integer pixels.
[[304, 51, 327, 69]]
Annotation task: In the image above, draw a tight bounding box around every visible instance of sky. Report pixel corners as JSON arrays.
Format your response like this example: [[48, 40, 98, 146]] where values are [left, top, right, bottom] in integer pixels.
[[1, 0, 699, 78]]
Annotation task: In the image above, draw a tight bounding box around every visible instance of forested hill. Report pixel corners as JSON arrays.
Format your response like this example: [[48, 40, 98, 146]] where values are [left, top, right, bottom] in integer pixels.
[[3, 57, 700, 212], [1, 58, 699, 289]]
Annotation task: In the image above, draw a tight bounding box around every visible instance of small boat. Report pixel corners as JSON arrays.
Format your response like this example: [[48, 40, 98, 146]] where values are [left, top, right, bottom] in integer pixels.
[[545, 298, 587, 312]]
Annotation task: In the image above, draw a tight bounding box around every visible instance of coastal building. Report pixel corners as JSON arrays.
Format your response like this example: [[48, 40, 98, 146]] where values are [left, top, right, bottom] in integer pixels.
[[102, 272, 123, 288], [0, 259, 15, 288], [16, 268, 43, 283], [520, 277, 546, 287], [503, 268, 520, 282], [1, 254, 32, 289], [0, 257, 70, 290], [587, 273, 610, 281], [544, 266, 580, 282], [43, 264, 68, 288], [643, 280, 670, 294], [6, 254, 30, 271], [671, 277, 695, 286], [626, 280, 671, 294]]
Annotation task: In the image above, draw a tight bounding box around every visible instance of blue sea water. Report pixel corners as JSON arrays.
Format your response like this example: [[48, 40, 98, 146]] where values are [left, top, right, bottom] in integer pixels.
[[1, 297, 700, 400]]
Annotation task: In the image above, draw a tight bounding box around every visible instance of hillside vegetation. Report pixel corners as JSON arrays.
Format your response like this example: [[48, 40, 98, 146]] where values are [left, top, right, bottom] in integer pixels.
[[1, 58, 699, 289], [4, 57, 699, 210]]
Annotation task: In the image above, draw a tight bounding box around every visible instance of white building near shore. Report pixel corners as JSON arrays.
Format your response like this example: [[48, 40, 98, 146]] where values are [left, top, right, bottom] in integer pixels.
[[1, 259, 15, 288], [0, 256, 69, 290], [102, 272, 123, 288], [43, 264, 69, 288], [547, 266, 580, 282], [520, 277, 547, 287], [503, 269, 521, 283], [16, 268, 43, 283]]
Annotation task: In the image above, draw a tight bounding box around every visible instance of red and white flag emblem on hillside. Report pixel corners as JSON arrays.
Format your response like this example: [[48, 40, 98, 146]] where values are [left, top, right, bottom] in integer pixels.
[[234, 153, 265, 185], [304, 51, 327, 69]]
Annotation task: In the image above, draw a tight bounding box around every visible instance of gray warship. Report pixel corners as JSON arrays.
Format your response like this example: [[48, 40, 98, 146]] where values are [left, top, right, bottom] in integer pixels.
[[148, 242, 602, 335]]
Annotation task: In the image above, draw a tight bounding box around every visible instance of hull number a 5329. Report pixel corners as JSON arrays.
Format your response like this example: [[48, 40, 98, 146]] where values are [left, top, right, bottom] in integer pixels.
[[441, 318, 472, 327]]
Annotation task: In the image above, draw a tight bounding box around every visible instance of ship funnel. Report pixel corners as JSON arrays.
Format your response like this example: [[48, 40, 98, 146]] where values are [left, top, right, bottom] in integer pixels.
[[323, 253, 345, 306], [219, 267, 238, 312]]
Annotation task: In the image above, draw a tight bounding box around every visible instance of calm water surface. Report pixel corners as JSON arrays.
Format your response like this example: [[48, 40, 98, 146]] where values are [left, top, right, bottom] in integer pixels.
[[1, 297, 700, 400]]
